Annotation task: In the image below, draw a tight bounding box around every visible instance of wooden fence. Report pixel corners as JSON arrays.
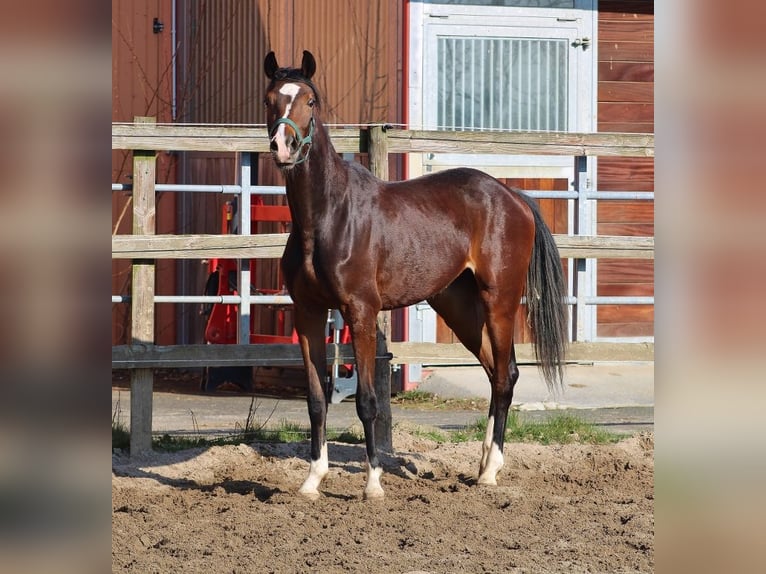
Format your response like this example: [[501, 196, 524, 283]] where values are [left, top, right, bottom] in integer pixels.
[[112, 119, 654, 455]]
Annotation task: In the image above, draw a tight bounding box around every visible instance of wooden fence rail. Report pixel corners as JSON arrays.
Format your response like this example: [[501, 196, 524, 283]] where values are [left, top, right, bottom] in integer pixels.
[[112, 233, 654, 260], [112, 123, 653, 157], [113, 121, 654, 456]]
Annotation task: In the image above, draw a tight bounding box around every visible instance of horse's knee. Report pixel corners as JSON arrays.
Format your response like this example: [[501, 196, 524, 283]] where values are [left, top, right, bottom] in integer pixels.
[[355, 389, 378, 423]]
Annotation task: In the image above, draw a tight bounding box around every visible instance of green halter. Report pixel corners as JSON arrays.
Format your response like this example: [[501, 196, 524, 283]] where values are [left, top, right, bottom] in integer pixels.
[[269, 116, 315, 165]]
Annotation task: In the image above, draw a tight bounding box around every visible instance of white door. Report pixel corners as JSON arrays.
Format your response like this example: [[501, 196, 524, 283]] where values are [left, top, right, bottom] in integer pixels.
[[409, 0, 596, 179], [405, 1, 597, 378]]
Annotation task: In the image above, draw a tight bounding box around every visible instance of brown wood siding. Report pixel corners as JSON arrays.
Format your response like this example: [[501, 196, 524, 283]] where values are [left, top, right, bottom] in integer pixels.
[[174, 0, 404, 345], [112, 0, 177, 345], [597, 0, 654, 339]]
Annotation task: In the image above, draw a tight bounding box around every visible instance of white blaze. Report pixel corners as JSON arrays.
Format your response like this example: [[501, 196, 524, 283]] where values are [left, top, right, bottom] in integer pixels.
[[273, 83, 301, 162]]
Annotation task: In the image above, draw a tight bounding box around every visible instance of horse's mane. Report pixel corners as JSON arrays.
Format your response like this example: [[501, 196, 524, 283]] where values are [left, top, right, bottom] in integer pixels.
[[268, 67, 322, 109]]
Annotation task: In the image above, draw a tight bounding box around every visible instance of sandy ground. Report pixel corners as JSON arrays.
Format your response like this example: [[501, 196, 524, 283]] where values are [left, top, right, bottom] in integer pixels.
[[112, 428, 654, 573]]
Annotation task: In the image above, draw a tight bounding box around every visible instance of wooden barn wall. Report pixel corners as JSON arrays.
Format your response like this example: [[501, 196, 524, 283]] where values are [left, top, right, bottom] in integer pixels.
[[597, 0, 654, 339], [112, 0, 178, 345], [175, 0, 404, 344]]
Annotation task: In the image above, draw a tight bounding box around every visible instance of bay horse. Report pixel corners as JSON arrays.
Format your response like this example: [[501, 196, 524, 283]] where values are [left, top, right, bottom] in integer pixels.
[[263, 50, 568, 499]]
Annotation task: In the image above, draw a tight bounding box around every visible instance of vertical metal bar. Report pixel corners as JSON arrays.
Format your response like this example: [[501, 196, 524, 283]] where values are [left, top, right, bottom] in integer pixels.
[[498, 39, 504, 130], [238, 152, 252, 345], [572, 155, 593, 342], [480, 38, 485, 130], [544, 40, 550, 131]]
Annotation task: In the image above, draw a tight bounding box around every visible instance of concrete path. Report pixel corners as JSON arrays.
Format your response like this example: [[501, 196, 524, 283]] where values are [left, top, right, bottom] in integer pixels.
[[112, 362, 653, 437]]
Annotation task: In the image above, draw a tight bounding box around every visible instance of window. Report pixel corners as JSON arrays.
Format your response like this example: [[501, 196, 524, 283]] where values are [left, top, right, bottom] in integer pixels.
[[437, 36, 568, 131]]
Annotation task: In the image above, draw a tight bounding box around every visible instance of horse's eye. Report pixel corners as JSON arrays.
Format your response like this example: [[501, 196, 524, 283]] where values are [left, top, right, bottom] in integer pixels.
[[307, 98, 315, 108], [263, 98, 269, 108]]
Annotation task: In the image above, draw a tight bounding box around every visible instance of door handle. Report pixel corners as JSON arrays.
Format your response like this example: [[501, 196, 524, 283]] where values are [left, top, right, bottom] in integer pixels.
[[572, 37, 591, 50]]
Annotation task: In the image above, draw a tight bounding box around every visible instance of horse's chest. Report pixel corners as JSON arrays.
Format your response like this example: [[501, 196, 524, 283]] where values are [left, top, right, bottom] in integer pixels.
[[281, 240, 337, 305]]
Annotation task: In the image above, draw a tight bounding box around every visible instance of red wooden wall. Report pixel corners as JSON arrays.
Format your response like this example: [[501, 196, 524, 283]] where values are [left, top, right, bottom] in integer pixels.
[[597, 0, 654, 338]]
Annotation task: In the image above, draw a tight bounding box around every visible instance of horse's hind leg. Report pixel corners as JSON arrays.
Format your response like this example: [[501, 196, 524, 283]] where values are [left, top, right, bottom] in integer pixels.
[[428, 274, 500, 476], [427, 271, 494, 375], [475, 279, 526, 485], [429, 270, 522, 485]]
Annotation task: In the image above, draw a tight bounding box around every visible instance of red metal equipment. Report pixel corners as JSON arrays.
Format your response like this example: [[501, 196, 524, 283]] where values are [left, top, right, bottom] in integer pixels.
[[201, 196, 354, 393]]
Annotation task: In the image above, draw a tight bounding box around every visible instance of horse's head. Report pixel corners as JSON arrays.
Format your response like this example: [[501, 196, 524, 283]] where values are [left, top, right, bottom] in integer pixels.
[[263, 50, 320, 169]]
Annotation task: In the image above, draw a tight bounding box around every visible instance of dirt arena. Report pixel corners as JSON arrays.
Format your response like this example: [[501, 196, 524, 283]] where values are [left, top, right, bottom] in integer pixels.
[[112, 429, 654, 573]]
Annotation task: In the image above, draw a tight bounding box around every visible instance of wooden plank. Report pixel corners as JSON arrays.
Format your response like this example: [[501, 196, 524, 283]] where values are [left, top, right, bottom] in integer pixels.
[[599, 1, 654, 17], [553, 235, 654, 260], [599, 81, 654, 103], [598, 201, 655, 222], [599, 19, 654, 43], [369, 125, 393, 452], [386, 130, 654, 158], [112, 341, 654, 368], [112, 233, 289, 259], [113, 124, 654, 158], [390, 342, 654, 364], [113, 343, 354, 368], [598, 157, 655, 184], [130, 117, 156, 457], [598, 122, 654, 134], [112, 124, 366, 154], [113, 233, 654, 260], [598, 61, 654, 83], [598, 103, 654, 124], [599, 41, 654, 63], [597, 322, 654, 338], [598, 283, 654, 297], [598, 260, 655, 284], [597, 223, 654, 237], [597, 304, 654, 324]]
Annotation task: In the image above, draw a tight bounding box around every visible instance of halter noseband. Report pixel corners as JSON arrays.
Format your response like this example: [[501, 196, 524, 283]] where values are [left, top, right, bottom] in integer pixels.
[[269, 115, 315, 165]]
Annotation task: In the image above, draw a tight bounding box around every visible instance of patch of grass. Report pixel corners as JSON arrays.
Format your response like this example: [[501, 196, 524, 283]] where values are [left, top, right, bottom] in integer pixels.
[[392, 390, 436, 405], [506, 411, 621, 444], [112, 422, 130, 451], [112, 393, 130, 451], [424, 411, 621, 445], [409, 426, 451, 444], [327, 428, 365, 444], [454, 412, 621, 445], [146, 419, 365, 453], [392, 390, 488, 411]]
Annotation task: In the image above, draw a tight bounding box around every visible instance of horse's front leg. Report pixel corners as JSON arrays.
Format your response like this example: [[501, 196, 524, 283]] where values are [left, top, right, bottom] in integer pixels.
[[345, 303, 385, 499], [294, 306, 331, 499]]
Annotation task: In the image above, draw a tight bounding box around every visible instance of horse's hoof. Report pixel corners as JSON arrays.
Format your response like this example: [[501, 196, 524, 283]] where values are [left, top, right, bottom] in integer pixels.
[[298, 487, 321, 501], [363, 487, 385, 501], [476, 474, 498, 486]]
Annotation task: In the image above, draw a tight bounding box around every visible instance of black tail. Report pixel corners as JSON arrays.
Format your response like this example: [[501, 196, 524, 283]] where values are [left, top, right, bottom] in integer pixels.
[[515, 191, 569, 392]]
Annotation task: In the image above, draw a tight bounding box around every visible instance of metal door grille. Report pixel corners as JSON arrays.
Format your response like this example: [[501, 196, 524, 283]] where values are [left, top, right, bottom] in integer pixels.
[[437, 36, 568, 132]]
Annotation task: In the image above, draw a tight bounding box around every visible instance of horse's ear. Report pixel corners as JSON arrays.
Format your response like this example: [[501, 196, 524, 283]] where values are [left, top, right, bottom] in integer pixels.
[[264, 51, 278, 79], [301, 50, 316, 80]]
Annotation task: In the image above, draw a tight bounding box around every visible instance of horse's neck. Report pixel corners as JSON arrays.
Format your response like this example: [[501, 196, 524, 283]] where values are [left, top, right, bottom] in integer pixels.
[[284, 118, 346, 233]]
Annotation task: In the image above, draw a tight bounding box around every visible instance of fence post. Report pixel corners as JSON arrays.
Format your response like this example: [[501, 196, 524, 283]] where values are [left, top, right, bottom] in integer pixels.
[[238, 152, 252, 345], [572, 155, 594, 342], [368, 125, 392, 453], [130, 116, 157, 457]]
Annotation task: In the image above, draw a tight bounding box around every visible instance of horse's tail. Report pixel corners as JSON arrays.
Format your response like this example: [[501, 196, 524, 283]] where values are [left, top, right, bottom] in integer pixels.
[[515, 191, 569, 393]]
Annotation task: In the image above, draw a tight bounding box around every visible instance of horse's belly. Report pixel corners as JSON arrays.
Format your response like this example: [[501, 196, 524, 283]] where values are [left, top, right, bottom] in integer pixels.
[[378, 258, 468, 310]]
